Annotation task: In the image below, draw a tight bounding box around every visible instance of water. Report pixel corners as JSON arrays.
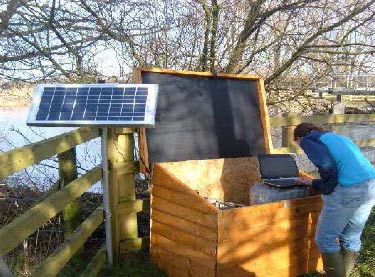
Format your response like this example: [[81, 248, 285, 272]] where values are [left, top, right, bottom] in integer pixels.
[[0, 106, 102, 192]]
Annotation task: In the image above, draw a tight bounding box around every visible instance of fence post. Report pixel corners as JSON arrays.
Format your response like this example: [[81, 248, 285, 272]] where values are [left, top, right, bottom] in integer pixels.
[[58, 147, 79, 236], [106, 128, 137, 262], [282, 112, 297, 152]]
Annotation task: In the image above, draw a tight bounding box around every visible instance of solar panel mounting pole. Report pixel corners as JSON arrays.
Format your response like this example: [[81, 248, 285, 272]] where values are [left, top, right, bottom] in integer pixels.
[[101, 127, 114, 266]]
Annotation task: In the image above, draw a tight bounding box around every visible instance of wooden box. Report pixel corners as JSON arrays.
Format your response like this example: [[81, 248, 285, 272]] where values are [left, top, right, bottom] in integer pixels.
[[150, 157, 323, 277], [134, 68, 323, 276]]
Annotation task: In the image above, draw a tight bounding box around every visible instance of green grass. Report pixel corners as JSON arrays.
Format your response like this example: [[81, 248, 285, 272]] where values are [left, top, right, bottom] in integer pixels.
[[351, 207, 375, 277], [99, 251, 166, 277]]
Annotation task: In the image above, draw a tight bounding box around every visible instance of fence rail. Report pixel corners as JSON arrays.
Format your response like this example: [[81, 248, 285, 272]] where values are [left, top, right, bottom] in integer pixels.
[[0, 127, 103, 276], [270, 113, 375, 154]]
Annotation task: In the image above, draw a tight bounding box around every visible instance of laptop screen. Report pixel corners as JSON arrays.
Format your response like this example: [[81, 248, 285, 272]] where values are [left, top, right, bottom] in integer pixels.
[[257, 154, 299, 179]]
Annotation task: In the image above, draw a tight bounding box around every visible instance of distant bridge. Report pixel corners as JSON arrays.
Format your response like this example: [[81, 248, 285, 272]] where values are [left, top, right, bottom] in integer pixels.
[[313, 74, 375, 95]]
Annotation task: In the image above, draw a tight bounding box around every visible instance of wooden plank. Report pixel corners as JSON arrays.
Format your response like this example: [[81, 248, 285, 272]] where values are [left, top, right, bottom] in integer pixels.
[[0, 167, 102, 256], [119, 237, 150, 253], [151, 246, 216, 277], [218, 209, 321, 236], [256, 78, 274, 153], [80, 245, 107, 277], [218, 197, 322, 232], [111, 161, 136, 175], [151, 221, 217, 257], [218, 216, 313, 243], [32, 209, 103, 277], [151, 196, 217, 229], [275, 137, 375, 154], [58, 148, 79, 237], [152, 185, 217, 214], [0, 127, 99, 178], [106, 128, 138, 258], [117, 199, 150, 215], [218, 259, 308, 277], [217, 237, 311, 269], [150, 233, 217, 269], [133, 69, 150, 174], [138, 67, 261, 80], [269, 113, 375, 127], [152, 209, 217, 241]]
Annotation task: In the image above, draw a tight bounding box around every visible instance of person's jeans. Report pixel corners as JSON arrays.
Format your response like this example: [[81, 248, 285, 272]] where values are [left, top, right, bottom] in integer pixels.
[[315, 179, 375, 253]]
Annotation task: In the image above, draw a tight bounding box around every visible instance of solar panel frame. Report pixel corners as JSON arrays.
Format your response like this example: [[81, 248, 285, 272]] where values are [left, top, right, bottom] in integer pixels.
[[26, 83, 158, 127]]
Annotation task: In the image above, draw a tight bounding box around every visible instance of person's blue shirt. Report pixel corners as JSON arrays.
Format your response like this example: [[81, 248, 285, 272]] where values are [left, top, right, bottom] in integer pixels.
[[300, 130, 375, 194]]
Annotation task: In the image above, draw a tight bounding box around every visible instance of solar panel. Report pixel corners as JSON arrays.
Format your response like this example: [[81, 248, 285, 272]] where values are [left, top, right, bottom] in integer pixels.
[[26, 84, 158, 127]]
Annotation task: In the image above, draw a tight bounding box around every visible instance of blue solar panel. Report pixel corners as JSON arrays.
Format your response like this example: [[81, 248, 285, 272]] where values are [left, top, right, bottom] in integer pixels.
[[27, 84, 158, 127]]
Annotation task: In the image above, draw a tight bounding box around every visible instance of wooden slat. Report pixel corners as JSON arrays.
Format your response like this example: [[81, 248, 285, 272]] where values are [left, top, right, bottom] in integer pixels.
[[218, 197, 322, 232], [119, 237, 150, 253], [218, 259, 308, 277], [151, 221, 217, 257], [151, 246, 216, 277], [117, 199, 150, 215], [218, 215, 312, 243], [80, 245, 107, 277], [138, 67, 261, 80], [110, 161, 137, 175], [256, 78, 274, 153], [217, 237, 310, 269], [32, 208, 103, 276], [152, 209, 217, 241], [0, 167, 102, 255], [151, 196, 217, 229], [58, 148, 79, 237], [269, 113, 375, 127], [0, 127, 99, 178], [274, 137, 375, 154], [151, 233, 217, 269], [152, 185, 217, 214]]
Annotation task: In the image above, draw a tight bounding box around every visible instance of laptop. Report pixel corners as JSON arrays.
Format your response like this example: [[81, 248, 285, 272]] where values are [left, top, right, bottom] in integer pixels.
[[257, 154, 307, 188]]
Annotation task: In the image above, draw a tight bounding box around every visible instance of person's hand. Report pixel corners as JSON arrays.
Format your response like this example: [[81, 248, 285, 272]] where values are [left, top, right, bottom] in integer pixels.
[[294, 177, 312, 186]]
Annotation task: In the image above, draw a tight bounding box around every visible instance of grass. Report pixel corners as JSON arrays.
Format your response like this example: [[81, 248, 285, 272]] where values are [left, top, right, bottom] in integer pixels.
[[351, 207, 375, 277], [99, 251, 166, 277]]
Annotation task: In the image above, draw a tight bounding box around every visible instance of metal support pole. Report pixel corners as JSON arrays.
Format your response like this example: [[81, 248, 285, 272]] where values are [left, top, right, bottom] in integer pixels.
[[101, 127, 113, 266]]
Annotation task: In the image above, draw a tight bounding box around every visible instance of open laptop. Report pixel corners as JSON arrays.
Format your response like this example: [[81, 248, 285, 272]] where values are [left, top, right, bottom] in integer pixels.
[[257, 154, 307, 188]]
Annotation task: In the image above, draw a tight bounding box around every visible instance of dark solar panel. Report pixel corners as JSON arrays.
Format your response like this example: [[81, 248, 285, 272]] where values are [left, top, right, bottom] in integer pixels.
[[27, 84, 158, 127]]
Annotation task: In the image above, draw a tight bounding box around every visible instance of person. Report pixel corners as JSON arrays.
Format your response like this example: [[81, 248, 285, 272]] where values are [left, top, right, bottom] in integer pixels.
[[293, 122, 375, 277]]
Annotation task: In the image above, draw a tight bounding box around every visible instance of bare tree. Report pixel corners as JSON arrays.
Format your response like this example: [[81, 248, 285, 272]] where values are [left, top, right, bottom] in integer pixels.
[[0, 0, 373, 108]]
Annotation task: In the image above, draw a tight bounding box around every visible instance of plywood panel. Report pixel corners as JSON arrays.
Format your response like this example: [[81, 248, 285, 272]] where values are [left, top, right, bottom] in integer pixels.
[[152, 196, 217, 228], [153, 157, 260, 205], [152, 209, 217, 241]]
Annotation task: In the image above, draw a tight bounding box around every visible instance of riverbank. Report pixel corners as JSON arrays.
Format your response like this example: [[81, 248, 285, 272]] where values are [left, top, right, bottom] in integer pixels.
[[0, 83, 32, 107]]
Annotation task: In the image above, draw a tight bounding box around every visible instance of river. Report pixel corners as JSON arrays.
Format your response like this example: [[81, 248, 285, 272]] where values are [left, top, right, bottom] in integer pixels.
[[0, 106, 102, 191]]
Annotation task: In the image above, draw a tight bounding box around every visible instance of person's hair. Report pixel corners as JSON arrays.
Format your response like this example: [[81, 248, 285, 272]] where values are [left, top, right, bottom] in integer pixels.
[[294, 122, 324, 141]]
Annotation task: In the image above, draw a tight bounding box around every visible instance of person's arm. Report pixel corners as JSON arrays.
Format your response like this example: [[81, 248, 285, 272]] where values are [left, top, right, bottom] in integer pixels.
[[300, 138, 338, 194]]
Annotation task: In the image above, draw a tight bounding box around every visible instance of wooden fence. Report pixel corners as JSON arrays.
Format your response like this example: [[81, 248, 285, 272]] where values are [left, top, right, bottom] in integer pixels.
[[0, 113, 374, 276], [270, 113, 375, 155], [0, 127, 105, 276]]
